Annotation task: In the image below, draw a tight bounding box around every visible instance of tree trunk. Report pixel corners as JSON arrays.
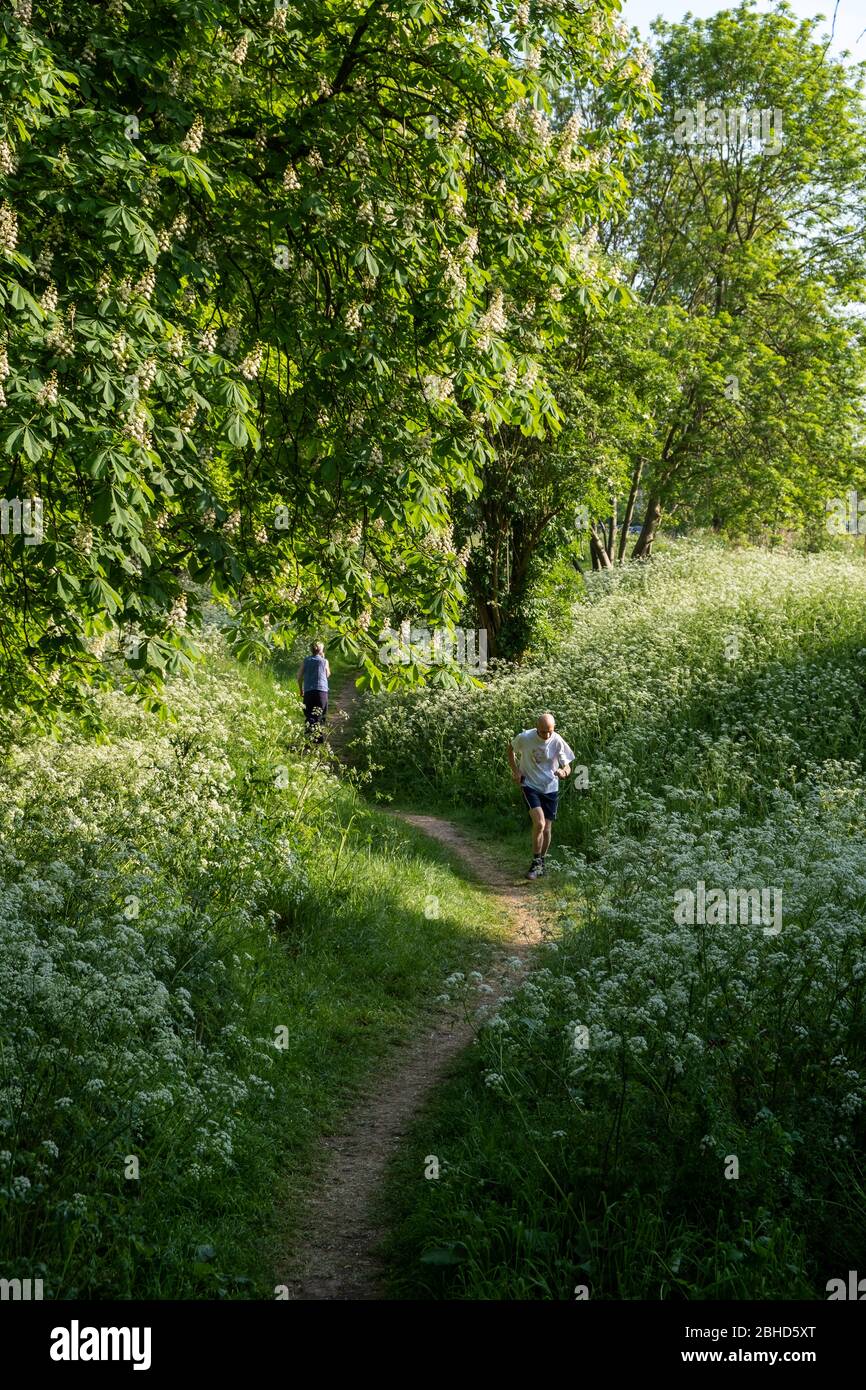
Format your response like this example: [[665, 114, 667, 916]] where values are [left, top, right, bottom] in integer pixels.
[[631, 493, 662, 560], [607, 495, 617, 566], [475, 593, 503, 659], [590, 524, 613, 570], [619, 459, 644, 561]]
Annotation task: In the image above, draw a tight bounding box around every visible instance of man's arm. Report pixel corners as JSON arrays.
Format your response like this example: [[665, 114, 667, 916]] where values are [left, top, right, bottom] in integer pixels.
[[508, 742, 523, 784], [556, 739, 574, 779], [297, 664, 305, 697]]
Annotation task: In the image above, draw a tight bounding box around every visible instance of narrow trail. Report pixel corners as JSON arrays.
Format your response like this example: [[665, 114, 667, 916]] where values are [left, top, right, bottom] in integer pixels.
[[281, 678, 546, 1299], [322, 671, 360, 764]]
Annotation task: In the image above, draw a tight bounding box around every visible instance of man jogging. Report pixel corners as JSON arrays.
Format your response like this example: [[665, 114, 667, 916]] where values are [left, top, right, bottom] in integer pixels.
[[297, 640, 330, 741], [508, 712, 575, 880]]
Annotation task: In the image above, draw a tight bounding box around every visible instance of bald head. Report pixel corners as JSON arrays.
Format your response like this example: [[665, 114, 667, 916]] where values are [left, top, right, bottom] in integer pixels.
[[536, 711, 555, 741]]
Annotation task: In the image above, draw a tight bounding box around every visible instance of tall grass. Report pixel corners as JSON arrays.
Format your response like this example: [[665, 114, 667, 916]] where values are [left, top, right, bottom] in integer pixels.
[[375, 543, 866, 1299]]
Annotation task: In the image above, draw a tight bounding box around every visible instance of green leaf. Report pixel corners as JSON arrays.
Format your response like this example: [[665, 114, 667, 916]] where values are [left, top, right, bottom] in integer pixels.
[[3, 426, 26, 455], [22, 428, 46, 463], [54, 571, 80, 601], [420, 1244, 467, 1266], [227, 413, 246, 447], [92, 486, 114, 525], [145, 641, 167, 671]]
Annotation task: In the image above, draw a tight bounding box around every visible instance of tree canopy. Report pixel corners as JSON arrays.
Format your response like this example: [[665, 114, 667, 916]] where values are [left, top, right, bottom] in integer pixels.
[[458, 1, 866, 654], [0, 0, 654, 729]]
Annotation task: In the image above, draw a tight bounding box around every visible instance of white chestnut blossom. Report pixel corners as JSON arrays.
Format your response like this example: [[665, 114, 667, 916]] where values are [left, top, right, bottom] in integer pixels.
[[181, 115, 205, 154], [36, 371, 59, 406], [239, 342, 264, 378]]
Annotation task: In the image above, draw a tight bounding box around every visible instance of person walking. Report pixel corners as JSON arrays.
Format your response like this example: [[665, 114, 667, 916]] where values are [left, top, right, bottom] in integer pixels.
[[508, 711, 575, 880], [297, 640, 330, 741]]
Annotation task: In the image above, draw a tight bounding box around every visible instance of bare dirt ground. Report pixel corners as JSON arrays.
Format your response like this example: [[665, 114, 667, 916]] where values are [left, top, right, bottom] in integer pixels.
[[281, 809, 544, 1301], [321, 672, 361, 764]]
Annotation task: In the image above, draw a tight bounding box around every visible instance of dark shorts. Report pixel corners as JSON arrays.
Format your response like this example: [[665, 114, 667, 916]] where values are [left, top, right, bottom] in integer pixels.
[[521, 781, 559, 821]]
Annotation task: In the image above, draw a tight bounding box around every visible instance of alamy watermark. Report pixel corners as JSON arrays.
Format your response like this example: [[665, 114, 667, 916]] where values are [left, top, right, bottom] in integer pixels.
[[378, 621, 487, 672], [826, 489, 866, 535], [673, 102, 783, 155], [674, 881, 782, 935], [50, 1322, 152, 1371], [826, 1271, 866, 1299], [1, 1276, 43, 1300], [1, 496, 43, 544]]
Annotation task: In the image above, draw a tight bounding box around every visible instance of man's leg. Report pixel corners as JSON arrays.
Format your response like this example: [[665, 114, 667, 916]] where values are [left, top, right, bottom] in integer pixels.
[[303, 692, 322, 743], [315, 697, 328, 744], [541, 818, 553, 857], [539, 789, 558, 866], [529, 806, 545, 857], [309, 693, 326, 743], [524, 805, 546, 877]]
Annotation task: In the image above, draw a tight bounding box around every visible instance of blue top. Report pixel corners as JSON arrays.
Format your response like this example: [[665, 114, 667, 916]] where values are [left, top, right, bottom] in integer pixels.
[[302, 653, 328, 693]]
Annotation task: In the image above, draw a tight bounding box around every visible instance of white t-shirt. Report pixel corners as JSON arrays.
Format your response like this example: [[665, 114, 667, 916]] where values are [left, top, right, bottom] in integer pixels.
[[512, 728, 576, 794]]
